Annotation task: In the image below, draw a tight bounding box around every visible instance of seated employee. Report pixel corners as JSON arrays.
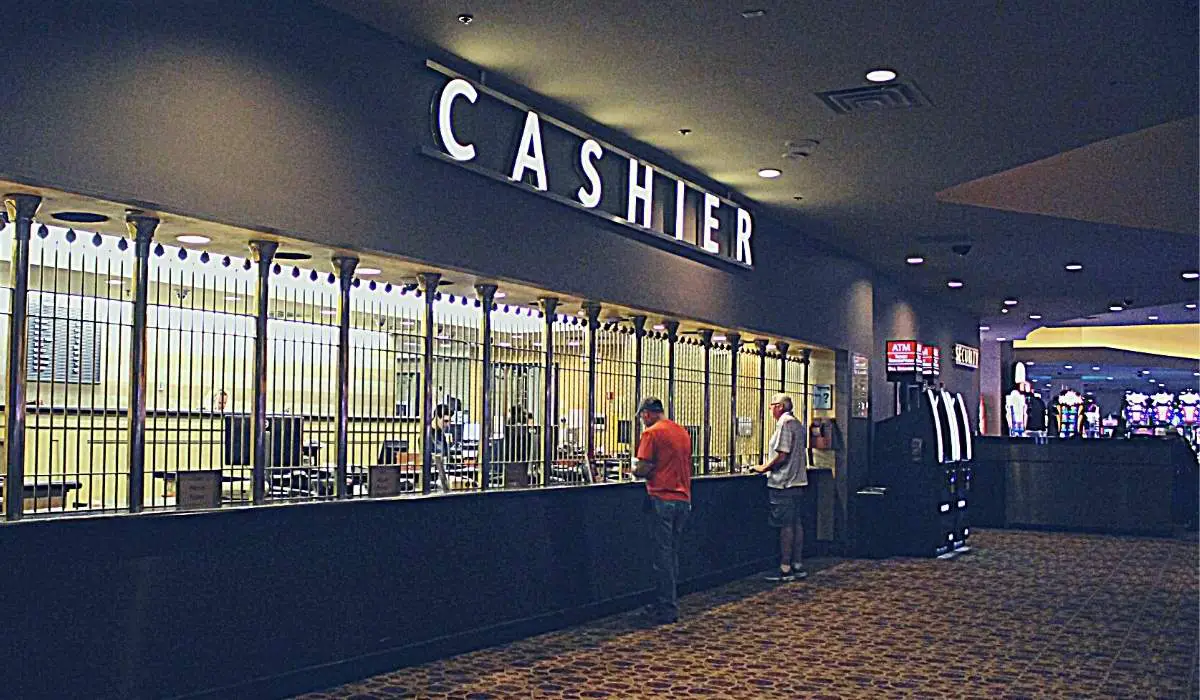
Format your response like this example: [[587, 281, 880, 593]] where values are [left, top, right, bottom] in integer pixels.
[[428, 403, 454, 491], [750, 393, 808, 582]]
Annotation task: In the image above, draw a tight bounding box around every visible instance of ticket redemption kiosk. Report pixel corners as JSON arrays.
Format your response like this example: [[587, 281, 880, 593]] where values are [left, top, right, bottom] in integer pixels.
[[871, 387, 974, 557]]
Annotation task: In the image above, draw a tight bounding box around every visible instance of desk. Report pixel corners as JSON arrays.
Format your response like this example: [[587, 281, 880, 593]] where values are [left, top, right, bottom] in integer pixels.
[[0, 478, 83, 512]]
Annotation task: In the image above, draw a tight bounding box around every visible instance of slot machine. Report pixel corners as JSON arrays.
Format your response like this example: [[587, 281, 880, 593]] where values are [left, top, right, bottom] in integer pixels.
[[1055, 390, 1083, 438], [1150, 391, 1177, 436], [1101, 415, 1119, 438], [1176, 391, 1200, 449], [1124, 391, 1152, 436], [1082, 401, 1101, 438]]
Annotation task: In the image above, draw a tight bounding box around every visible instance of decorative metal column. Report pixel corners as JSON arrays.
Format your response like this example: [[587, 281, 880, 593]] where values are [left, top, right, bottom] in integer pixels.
[[631, 315, 646, 450], [665, 320, 679, 420], [333, 255, 358, 499], [249, 240, 279, 505], [754, 339, 768, 461], [727, 332, 741, 471], [538, 297, 559, 487], [418, 272, 442, 495], [699, 329, 713, 475], [3, 194, 40, 521], [126, 213, 158, 513], [801, 347, 812, 466], [777, 341, 791, 391], [583, 302, 601, 483], [475, 284, 498, 490]]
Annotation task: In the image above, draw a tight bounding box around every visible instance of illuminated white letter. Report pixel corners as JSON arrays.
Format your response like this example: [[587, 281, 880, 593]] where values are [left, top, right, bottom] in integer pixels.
[[511, 111, 548, 191], [626, 159, 653, 228], [702, 193, 721, 253], [674, 179, 686, 240], [438, 78, 478, 162], [577, 139, 603, 208], [736, 208, 753, 265]]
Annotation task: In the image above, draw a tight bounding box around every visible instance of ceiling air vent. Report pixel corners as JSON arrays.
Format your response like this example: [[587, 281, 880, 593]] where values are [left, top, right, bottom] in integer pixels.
[[816, 82, 931, 115]]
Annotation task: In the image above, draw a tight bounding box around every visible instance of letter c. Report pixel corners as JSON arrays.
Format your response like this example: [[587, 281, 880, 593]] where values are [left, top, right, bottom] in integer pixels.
[[438, 78, 478, 162]]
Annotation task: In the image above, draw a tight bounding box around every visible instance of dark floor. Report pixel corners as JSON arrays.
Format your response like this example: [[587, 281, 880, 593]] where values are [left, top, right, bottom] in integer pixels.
[[298, 530, 1199, 699]]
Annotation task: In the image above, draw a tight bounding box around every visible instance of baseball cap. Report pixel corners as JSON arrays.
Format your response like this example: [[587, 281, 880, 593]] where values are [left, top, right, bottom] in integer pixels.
[[637, 397, 665, 414]]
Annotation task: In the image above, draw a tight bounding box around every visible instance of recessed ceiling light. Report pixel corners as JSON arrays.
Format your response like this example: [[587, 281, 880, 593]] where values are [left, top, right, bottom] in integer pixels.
[[757, 168, 782, 179], [1064, 365, 1073, 370], [946, 279, 964, 288], [1029, 314, 1042, 320], [1183, 271, 1199, 280], [357, 267, 381, 276], [996, 337, 1008, 341], [865, 68, 897, 82], [1187, 303, 1198, 310], [979, 325, 990, 331], [1148, 315, 1160, 321], [740, 8, 766, 18], [1091, 366, 1100, 371], [176, 234, 210, 245], [1109, 305, 1123, 312], [1106, 376, 1114, 380], [1001, 308, 1009, 314], [1003, 298, 1018, 306], [1065, 263, 1083, 271], [906, 256, 925, 265], [1141, 370, 1150, 375], [1027, 361, 1035, 365]]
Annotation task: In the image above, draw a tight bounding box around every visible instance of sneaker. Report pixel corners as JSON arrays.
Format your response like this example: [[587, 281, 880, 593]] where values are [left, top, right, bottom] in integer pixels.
[[791, 564, 809, 580], [764, 568, 795, 582]]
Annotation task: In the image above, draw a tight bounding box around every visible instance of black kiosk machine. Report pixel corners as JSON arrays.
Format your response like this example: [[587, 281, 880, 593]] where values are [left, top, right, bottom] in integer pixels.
[[865, 341, 974, 557]]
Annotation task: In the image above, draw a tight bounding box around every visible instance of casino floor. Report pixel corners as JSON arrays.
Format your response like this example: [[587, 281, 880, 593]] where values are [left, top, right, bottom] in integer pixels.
[[296, 529, 1199, 699]]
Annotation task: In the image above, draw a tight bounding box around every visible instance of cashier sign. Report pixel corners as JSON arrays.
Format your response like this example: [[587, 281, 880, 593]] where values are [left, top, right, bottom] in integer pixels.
[[425, 61, 754, 268]]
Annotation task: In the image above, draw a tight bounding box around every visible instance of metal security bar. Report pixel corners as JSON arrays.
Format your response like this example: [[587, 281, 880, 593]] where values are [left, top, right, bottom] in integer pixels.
[[550, 311, 589, 486], [144, 243, 255, 509], [348, 282, 424, 495], [19, 225, 133, 516], [429, 292, 483, 492], [675, 336, 705, 475], [263, 263, 339, 502], [734, 342, 762, 470], [763, 349, 783, 456], [490, 302, 545, 489], [593, 320, 636, 481], [709, 340, 733, 474]]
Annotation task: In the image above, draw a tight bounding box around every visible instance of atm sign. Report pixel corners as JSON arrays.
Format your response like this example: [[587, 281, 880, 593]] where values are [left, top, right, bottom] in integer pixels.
[[954, 343, 980, 370], [886, 340, 918, 374]]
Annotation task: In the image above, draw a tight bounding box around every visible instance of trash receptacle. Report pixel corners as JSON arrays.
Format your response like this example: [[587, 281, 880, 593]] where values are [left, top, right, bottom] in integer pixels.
[[854, 486, 891, 559]]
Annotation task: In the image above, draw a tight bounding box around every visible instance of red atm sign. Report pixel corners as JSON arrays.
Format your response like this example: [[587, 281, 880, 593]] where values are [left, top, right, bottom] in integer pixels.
[[886, 340, 918, 374]]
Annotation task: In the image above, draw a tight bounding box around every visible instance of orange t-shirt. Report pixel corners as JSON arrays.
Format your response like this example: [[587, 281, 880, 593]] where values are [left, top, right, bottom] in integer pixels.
[[636, 419, 692, 502]]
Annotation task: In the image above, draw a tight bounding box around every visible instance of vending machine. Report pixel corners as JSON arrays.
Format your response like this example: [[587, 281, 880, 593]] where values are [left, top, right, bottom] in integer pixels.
[[870, 388, 973, 557]]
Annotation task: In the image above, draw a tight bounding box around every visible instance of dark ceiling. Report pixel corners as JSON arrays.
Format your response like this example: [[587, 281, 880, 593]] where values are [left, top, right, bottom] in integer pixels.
[[322, 0, 1199, 343]]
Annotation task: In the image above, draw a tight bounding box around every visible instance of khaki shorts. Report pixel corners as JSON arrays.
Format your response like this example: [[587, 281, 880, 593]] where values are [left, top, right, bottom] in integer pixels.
[[767, 487, 808, 528]]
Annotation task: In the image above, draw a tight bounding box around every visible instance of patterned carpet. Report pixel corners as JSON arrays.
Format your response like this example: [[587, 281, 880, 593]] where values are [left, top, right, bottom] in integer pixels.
[[299, 530, 1198, 699]]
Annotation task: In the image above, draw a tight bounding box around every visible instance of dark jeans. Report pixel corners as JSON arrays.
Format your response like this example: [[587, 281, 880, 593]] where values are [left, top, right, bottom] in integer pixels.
[[647, 497, 691, 621]]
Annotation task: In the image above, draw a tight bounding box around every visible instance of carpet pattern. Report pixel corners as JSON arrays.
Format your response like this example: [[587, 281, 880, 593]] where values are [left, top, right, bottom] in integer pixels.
[[299, 530, 1198, 699]]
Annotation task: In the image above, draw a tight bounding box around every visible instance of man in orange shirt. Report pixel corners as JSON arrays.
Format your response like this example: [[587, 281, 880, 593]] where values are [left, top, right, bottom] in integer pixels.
[[634, 397, 692, 624]]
